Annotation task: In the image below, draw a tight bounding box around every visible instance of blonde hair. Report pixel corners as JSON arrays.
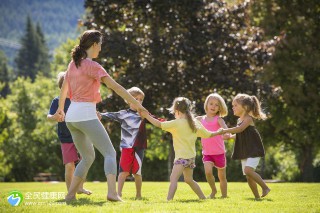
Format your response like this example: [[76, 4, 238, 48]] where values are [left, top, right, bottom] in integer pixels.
[[168, 97, 197, 132], [57, 72, 66, 89], [127, 87, 145, 98], [233, 93, 267, 120], [203, 93, 228, 117]]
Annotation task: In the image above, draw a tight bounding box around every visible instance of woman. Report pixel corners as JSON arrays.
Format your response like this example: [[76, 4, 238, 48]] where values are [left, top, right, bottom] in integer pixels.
[[55, 30, 145, 202]]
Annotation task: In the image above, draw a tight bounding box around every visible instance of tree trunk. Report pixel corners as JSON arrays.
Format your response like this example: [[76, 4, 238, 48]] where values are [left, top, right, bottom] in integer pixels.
[[300, 146, 314, 182]]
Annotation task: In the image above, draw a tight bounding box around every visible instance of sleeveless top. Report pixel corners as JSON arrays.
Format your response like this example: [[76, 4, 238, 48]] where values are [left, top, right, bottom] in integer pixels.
[[200, 116, 225, 155], [231, 121, 265, 160]]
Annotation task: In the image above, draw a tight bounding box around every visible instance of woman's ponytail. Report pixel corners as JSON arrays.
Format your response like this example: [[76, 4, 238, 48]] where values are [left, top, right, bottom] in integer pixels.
[[71, 45, 87, 68], [71, 30, 103, 68]]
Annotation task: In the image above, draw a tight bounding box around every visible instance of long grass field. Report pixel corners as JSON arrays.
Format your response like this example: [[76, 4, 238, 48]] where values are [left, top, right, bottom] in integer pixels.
[[1, 181, 319, 212]]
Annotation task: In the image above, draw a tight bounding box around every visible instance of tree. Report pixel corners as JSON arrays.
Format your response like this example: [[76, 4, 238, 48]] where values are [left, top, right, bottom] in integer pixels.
[[3, 76, 62, 181], [15, 16, 50, 81], [251, 0, 320, 182], [0, 51, 10, 97], [36, 23, 51, 76], [0, 98, 10, 181], [83, 0, 280, 180]]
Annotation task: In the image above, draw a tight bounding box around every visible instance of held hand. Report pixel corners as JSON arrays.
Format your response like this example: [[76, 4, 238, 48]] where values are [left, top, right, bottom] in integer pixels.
[[222, 133, 231, 140], [55, 109, 65, 122], [217, 128, 224, 135], [96, 111, 102, 120]]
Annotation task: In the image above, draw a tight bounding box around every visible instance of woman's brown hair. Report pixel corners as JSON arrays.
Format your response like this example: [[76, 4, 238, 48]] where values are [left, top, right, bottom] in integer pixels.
[[71, 30, 102, 68]]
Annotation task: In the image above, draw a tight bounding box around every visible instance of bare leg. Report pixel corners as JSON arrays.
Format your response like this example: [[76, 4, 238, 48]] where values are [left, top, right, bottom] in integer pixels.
[[107, 174, 122, 202], [167, 164, 184, 201], [204, 162, 217, 198], [118, 172, 129, 197], [77, 179, 92, 195], [246, 176, 260, 199], [244, 167, 270, 198], [65, 176, 83, 201], [217, 167, 228, 198], [133, 174, 142, 199], [183, 168, 206, 199], [65, 163, 75, 191]]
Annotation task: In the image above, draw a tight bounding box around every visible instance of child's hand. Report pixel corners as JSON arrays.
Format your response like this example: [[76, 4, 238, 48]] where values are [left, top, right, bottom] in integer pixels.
[[217, 128, 224, 135], [222, 133, 231, 140], [55, 109, 65, 122], [96, 111, 102, 120]]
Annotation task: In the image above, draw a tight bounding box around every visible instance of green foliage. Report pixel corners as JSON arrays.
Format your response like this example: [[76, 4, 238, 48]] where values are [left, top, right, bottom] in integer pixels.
[[251, 0, 320, 182], [84, 0, 280, 180], [3, 76, 62, 181], [0, 98, 10, 180], [51, 39, 78, 74], [15, 16, 50, 81]]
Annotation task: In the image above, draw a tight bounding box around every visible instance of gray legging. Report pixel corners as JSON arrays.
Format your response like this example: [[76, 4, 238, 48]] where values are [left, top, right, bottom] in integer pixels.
[[66, 119, 117, 179]]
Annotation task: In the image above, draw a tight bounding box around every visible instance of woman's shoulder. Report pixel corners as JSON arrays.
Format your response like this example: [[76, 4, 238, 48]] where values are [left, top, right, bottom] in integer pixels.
[[81, 58, 100, 67]]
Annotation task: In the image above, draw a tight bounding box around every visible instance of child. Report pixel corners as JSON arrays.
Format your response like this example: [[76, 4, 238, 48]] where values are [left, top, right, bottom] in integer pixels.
[[141, 97, 222, 201], [196, 93, 229, 198], [101, 87, 157, 200], [47, 72, 91, 195], [221, 93, 270, 199]]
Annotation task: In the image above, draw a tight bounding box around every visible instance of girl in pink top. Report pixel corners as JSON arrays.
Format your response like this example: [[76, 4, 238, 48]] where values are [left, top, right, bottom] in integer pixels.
[[196, 93, 229, 198]]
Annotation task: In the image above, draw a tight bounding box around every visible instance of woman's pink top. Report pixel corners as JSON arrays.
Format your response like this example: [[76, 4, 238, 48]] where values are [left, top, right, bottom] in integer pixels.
[[65, 59, 109, 103], [201, 116, 225, 155]]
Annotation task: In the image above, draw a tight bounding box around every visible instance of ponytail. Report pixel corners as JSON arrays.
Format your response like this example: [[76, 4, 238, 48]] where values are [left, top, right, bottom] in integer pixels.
[[251, 96, 267, 120], [168, 97, 197, 132], [71, 30, 103, 68], [185, 110, 197, 133], [71, 45, 87, 68]]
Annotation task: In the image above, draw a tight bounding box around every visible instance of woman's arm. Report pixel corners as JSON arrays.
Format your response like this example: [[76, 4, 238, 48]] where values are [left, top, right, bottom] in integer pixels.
[[101, 76, 146, 112]]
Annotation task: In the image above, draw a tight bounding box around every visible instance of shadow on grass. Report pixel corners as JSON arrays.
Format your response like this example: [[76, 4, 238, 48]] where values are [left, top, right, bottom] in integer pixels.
[[175, 199, 205, 203], [56, 198, 105, 206], [245, 198, 274, 202], [127, 197, 150, 201]]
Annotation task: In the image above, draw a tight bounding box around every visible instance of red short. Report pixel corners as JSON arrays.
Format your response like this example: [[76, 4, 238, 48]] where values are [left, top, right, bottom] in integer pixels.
[[119, 148, 144, 175], [61, 143, 79, 165], [202, 153, 226, 169]]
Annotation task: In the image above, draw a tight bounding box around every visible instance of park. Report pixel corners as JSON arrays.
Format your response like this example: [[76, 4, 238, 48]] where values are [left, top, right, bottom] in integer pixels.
[[0, 0, 319, 212]]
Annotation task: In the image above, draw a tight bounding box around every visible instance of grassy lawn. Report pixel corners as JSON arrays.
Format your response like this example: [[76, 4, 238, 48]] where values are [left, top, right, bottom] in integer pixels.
[[0, 181, 319, 212]]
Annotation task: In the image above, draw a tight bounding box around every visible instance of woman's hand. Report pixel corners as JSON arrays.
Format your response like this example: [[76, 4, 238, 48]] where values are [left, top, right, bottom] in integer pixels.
[[55, 109, 65, 122]]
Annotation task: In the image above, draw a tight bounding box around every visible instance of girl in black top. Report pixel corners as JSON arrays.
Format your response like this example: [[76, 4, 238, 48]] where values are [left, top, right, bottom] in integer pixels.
[[221, 94, 270, 199]]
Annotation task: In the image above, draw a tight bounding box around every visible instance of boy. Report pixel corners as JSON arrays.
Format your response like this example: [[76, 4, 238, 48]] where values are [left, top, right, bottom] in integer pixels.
[[101, 87, 162, 199], [47, 72, 91, 195]]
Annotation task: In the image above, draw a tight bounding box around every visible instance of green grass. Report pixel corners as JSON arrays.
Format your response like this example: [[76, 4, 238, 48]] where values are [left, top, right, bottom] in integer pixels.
[[1, 182, 319, 212]]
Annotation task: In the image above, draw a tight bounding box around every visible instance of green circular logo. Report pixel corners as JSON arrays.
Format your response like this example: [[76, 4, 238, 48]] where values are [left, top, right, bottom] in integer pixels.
[[7, 190, 23, 206]]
